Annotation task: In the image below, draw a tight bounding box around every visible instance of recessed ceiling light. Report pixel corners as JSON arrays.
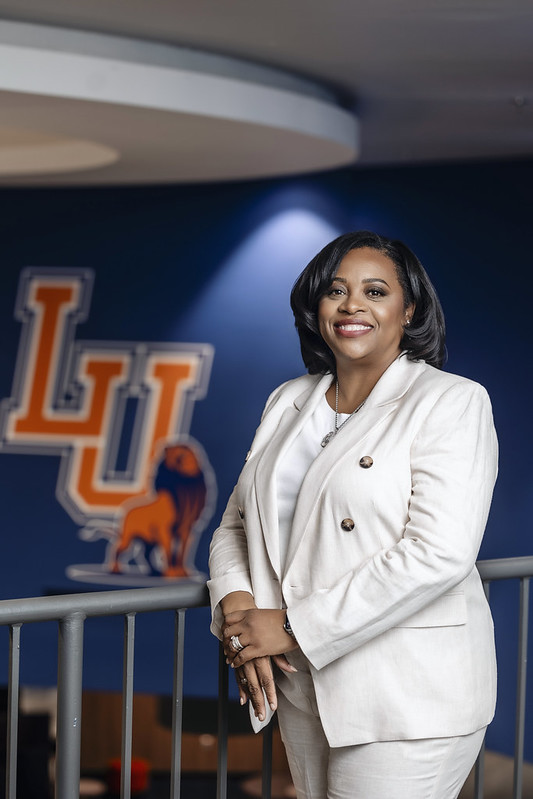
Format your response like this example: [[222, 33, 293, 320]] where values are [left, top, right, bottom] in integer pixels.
[[0, 126, 119, 176]]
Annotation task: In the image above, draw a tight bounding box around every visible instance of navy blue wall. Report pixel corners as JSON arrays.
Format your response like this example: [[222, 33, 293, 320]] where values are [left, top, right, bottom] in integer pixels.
[[0, 159, 532, 756]]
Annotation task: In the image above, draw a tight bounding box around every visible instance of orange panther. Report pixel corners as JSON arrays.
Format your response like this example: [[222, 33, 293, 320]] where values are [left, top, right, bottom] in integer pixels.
[[111, 443, 207, 577]]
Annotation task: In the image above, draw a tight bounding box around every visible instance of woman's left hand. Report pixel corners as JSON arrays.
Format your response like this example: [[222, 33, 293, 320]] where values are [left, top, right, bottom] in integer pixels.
[[223, 608, 298, 669]]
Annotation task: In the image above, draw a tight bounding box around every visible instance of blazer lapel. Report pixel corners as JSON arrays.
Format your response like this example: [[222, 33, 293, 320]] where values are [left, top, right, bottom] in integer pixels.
[[254, 374, 331, 575], [284, 355, 426, 571]]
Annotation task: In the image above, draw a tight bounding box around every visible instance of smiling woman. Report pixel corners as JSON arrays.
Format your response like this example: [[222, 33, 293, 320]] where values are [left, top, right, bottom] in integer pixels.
[[208, 231, 498, 799]]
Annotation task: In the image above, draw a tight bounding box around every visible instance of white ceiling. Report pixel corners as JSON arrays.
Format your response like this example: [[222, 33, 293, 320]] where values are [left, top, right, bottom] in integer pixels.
[[0, 0, 532, 185]]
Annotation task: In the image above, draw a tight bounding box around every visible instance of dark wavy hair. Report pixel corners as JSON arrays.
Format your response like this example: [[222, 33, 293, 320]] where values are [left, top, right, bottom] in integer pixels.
[[290, 231, 446, 374]]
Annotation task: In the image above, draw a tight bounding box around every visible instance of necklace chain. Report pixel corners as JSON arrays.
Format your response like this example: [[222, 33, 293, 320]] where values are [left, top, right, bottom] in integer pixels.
[[321, 379, 366, 448]]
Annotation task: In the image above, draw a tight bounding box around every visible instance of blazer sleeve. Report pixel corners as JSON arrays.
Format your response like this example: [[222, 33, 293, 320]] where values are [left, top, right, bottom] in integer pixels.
[[207, 380, 291, 638], [287, 380, 498, 670], [207, 487, 253, 638]]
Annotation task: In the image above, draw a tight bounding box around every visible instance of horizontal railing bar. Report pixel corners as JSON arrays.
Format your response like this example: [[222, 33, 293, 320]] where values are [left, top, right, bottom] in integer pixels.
[[477, 556, 533, 582], [0, 582, 209, 626], [1, 559, 531, 627]]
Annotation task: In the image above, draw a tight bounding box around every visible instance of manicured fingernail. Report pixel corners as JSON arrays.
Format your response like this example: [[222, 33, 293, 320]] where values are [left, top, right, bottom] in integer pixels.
[[230, 663, 234, 669], [240, 697, 246, 706], [270, 703, 276, 711], [258, 713, 264, 721], [226, 659, 229, 665], [289, 666, 298, 672]]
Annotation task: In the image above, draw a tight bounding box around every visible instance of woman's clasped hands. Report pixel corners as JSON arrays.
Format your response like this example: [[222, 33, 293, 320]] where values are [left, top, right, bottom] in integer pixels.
[[222, 608, 299, 721]]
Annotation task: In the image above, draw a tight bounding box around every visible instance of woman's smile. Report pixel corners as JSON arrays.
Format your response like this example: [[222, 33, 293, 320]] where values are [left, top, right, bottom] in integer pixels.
[[333, 319, 374, 337]]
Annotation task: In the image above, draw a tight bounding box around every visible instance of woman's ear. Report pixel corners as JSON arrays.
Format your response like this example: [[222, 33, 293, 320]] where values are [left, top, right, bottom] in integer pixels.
[[404, 304, 415, 327]]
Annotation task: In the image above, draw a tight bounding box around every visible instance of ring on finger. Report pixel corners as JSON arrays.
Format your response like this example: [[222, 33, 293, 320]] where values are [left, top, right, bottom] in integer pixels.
[[230, 634, 244, 652], [239, 677, 248, 685]]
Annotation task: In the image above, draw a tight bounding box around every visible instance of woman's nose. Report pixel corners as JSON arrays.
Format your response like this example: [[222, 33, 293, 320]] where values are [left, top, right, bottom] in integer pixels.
[[339, 293, 366, 313]]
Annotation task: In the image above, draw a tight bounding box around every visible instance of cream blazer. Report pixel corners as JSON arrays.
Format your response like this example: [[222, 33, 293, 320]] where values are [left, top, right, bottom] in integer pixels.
[[208, 355, 498, 747]]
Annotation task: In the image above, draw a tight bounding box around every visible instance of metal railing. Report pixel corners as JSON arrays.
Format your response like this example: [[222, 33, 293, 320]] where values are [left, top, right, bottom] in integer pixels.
[[475, 556, 533, 799], [0, 582, 209, 799], [0, 555, 531, 799]]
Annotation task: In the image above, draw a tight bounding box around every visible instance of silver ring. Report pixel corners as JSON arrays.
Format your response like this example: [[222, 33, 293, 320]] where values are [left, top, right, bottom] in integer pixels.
[[240, 677, 248, 685], [230, 634, 244, 652]]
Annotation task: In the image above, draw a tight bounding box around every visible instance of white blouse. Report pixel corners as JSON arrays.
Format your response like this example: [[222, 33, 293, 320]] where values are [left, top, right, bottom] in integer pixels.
[[275, 393, 350, 568]]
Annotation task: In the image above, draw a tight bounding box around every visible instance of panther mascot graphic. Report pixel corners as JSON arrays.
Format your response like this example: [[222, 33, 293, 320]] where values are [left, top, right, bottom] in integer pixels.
[[109, 442, 211, 577]]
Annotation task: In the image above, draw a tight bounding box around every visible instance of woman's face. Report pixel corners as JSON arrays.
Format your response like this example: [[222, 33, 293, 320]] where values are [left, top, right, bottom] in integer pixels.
[[318, 247, 413, 374]]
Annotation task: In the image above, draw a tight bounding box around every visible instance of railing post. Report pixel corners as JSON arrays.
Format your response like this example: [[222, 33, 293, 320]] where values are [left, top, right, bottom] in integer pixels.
[[6, 624, 21, 799], [262, 721, 273, 799], [121, 613, 136, 799], [217, 643, 228, 799], [170, 609, 186, 799], [473, 580, 491, 799], [56, 613, 85, 799], [513, 577, 529, 799]]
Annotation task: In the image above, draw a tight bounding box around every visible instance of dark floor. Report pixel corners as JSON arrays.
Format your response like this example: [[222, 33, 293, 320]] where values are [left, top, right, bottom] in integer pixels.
[[89, 771, 259, 799], [152, 773, 256, 799]]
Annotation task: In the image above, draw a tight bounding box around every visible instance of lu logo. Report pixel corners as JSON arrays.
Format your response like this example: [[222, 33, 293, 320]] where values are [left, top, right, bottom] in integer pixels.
[[0, 268, 216, 585]]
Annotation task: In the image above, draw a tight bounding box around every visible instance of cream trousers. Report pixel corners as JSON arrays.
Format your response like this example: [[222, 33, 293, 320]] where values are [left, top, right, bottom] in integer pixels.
[[276, 662, 485, 799]]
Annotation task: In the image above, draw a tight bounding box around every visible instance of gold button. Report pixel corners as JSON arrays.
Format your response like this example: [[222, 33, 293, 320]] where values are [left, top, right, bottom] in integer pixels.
[[341, 518, 355, 532], [359, 456, 373, 468], [238, 506, 245, 520]]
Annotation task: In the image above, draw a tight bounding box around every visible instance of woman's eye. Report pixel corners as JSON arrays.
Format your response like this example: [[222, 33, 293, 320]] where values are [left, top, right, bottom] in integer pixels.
[[367, 287, 386, 298], [327, 287, 345, 297]]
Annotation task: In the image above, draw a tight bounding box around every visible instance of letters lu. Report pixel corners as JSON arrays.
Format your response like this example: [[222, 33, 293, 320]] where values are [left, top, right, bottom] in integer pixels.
[[0, 269, 216, 584]]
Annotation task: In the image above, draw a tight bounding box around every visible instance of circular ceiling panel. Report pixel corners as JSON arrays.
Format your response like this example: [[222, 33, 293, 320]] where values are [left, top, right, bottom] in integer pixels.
[[0, 20, 359, 185]]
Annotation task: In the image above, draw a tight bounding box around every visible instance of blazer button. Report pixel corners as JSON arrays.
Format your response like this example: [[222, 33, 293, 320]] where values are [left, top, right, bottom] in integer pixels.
[[238, 506, 245, 520], [359, 456, 373, 468], [341, 518, 355, 532]]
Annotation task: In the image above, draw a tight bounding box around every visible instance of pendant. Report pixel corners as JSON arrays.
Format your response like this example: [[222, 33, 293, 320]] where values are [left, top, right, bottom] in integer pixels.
[[321, 431, 335, 448]]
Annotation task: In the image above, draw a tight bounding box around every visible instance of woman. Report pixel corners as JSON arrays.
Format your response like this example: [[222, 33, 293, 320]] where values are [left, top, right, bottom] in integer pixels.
[[208, 231, 498, 799]]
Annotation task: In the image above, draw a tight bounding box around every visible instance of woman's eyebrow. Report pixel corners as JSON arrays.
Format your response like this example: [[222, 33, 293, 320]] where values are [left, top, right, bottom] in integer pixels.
[[331, 276, 391, 287], [362, 277, 390, 287]]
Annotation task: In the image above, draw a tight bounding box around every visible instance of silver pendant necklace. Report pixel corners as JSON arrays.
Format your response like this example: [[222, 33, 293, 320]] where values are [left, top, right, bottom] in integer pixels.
[[321, 379, 366, 448]]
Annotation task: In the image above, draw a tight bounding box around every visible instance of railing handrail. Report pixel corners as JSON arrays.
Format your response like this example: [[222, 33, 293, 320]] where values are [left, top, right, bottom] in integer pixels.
[[0, 555, 531, 626], [477, 555, 533, 581], [0, 581, 210, 626]]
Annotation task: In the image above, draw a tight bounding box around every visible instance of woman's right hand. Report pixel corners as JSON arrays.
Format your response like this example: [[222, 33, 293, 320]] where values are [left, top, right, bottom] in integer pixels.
[[235, 654, 297, 720], [221, 591, 297, 720]]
